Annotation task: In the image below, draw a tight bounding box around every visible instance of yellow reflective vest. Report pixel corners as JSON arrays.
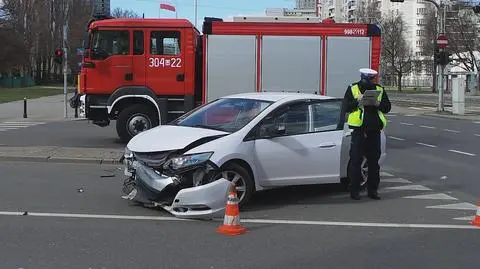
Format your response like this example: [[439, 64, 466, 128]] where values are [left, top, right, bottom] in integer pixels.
[[347, 84, 387, 128]]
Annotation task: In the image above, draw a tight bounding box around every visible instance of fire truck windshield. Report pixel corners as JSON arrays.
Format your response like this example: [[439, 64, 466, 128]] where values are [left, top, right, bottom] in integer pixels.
[[89, 29, 129, 60]]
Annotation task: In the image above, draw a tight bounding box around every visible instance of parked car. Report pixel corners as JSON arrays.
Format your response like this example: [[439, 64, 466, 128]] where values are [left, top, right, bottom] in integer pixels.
[[121, 92, 387, 219]]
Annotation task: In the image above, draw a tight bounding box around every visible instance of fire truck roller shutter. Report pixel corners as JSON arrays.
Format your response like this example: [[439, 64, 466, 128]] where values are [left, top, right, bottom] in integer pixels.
[[325, 36, 371, 98], [260, 36, 322, 94], [206, 35, 257, 102]]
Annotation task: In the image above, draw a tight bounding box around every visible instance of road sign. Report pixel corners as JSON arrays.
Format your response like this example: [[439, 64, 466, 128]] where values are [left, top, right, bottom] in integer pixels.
[[437, 35, 448, 48]]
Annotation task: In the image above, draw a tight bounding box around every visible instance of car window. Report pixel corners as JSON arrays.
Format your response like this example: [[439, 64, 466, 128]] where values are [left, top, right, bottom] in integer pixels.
[[310, 100, 343, 132], [259, 102, 310, 136], [172, 98, 272, 132]]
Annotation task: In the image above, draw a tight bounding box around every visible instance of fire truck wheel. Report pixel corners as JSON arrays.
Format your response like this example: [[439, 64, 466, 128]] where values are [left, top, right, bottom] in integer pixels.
[[116, 104, 159, 142]]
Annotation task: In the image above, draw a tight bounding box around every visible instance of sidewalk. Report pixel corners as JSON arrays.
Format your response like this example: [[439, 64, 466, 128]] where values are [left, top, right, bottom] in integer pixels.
[[0, 146, 124, 164], [0, 93, 79, 122]]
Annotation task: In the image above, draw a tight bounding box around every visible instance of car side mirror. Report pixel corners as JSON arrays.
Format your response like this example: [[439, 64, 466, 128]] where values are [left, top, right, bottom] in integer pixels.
[[275, 123, 286, 135], [259, 123, 286, 138]]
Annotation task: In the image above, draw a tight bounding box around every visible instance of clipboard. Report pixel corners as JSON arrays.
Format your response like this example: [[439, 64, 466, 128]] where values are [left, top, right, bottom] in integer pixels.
[[360, 90, 380, 106]]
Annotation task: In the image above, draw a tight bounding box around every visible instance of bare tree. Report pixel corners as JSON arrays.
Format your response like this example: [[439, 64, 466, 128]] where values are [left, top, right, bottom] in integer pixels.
[[0, 0, 94, 84], [380, 11, 414, 91], [112, 7, 140, 18], [445, 2, 480, 93]]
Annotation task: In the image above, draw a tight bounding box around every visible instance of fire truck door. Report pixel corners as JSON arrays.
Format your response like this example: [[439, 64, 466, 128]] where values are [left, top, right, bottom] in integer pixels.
[[88, 28, 134, 93], [145, 29, 185, 96], [132, 30, 146, 86]]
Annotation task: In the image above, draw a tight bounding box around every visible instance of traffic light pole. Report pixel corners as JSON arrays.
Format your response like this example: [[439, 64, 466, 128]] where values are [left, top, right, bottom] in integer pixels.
[[63, 1, 71, 119], [438, 3, 446, 112]]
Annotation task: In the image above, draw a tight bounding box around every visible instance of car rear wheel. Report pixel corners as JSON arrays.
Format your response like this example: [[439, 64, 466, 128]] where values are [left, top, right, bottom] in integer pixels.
[[344, 156, 369, 191], [216, 162, 254, 207]]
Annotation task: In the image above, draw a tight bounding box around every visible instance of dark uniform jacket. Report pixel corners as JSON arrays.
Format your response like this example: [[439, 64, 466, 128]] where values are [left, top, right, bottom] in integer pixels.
[[342, 80, 392, 131]]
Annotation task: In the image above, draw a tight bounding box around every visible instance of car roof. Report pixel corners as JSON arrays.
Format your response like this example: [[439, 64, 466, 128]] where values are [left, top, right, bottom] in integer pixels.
[[221, 92, 338, 102]]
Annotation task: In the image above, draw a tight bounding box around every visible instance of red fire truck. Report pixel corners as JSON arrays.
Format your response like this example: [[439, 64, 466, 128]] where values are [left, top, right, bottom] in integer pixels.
[[77, 16, 381, 142]]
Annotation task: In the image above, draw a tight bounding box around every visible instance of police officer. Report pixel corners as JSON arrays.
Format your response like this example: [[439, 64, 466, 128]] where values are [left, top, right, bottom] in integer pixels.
[[343, 68, 391, 200]]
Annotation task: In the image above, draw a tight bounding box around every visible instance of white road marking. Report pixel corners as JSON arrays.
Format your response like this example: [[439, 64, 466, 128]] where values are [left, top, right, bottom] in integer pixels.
[[403, 193, 458, 200], [443, 128, 460, 133], [426, 202, 477, 210], [381, 178, 413, 183], [419, 125, 436, 129], [380, 171, 394, 177], [453, 216, 474, 221], [408, 107, 424, 110], [389, 136, 405, 141], [388, 114, 397, 117], [474, 134, 480, 137], [416, 142, 437, 148], [385, 185, 432, 191], [404, 114, 416, 117], [473, 121, 480, 124], [448, 149, 477, 156], [400, 122, 414, 126], [0, 211, 477, 230]]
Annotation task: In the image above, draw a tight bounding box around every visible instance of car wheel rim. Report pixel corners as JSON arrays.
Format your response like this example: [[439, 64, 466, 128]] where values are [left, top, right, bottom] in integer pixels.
[[360, 157, 368, 186], [221, 170, 246, 202], [127, 114, 151, 137]]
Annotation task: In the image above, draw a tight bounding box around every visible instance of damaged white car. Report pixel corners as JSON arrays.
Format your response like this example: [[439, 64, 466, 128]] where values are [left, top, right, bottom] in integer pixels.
[[121, 92, 386, 219]]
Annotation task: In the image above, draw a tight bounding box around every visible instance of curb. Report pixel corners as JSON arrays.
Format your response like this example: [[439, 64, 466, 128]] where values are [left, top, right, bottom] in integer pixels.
[[0, 156, 122, 165]]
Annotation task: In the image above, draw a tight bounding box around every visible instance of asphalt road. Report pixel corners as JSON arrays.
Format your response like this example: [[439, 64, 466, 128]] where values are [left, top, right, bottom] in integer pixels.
[[383, 111, 480, 201], [0, 160, 479, 268]]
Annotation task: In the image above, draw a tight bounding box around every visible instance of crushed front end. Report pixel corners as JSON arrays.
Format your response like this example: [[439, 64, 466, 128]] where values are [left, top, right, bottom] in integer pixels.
[[121, 148, 231, 219]]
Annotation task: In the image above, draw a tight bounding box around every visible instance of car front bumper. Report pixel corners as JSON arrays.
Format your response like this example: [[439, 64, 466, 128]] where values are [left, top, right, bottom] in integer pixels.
[[122, 160, 231, 219]]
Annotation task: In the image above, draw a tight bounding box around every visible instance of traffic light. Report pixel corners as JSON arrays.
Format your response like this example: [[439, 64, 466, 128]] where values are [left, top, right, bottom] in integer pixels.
[[473, 5, 480, 14], [439, 51, 452, 66], [434, 48, 441, 65], [54, 48, 64, 65]]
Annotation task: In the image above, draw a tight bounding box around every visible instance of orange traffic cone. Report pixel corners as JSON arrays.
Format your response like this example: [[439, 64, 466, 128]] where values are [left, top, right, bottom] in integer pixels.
[[216, 184, 247, 236], [472, 202, 480, 227]]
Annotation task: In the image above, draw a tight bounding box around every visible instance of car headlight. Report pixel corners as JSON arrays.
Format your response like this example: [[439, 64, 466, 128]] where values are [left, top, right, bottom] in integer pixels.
[[124, 147, 133, 159], [168, 152, 213, 170]]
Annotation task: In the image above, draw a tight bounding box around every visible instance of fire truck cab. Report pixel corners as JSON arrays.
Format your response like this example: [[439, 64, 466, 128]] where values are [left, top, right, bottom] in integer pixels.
[[78, 16, 381, 142], [79, 18, 202, 141]]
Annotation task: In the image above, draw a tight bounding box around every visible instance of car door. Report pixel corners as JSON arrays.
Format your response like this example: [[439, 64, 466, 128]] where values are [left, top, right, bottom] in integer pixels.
[[251, 99, 344, 187]]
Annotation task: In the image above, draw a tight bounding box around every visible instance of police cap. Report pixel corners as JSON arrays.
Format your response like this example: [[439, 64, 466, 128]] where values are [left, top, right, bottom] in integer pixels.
[[359, 68, 378, 78]]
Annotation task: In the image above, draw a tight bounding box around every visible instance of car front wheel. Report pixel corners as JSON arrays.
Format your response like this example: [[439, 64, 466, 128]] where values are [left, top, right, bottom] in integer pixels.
[[215, 162, 254, 207]]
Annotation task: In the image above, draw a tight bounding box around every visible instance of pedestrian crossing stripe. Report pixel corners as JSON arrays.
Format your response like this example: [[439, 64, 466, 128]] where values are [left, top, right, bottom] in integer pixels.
[[453, 216, 474, 221], [382, 178, 412, 184], [385, 185, 432, 191], [403, 193, 458, 200], [426, 202, 477, 210]]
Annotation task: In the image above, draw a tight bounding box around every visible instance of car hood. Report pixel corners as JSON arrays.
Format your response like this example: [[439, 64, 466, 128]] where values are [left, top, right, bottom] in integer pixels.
[[127, 125, 229, 153]]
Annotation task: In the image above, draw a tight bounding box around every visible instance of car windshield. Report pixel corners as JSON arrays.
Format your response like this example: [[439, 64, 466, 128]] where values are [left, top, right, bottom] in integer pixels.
[[171, 98, 273, 132]]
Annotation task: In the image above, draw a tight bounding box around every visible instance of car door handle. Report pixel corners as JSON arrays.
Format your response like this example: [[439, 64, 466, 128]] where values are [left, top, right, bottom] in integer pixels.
[[125, 73, 133, 81], [176, 73, 185, 81], [318, 142, 336, 148]]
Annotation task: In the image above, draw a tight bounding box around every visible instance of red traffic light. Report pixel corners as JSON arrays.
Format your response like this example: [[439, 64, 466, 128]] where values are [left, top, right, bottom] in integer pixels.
[[55, 49, 63, 56]]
